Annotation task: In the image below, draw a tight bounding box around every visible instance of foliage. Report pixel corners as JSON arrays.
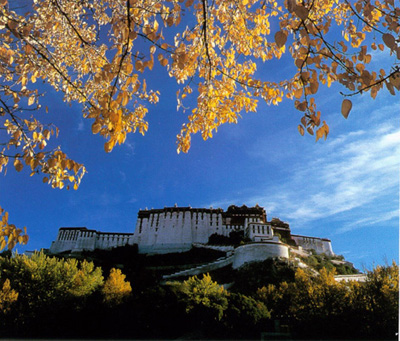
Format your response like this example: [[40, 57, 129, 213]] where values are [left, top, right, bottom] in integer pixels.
[[208, 230, 249, 246], [300, 252, 359, 274], [102, 268, 132, 305], [0, 279, 18, 314], [0, 249, 397, 339], [171, 273, 229, 321], [0, 251, 103, 310], [0, 206, 28, 251], [0, 0, 399, 245], [349, 261, 399, 339], [232, 258, 297, 294], [257, 262, 399, 339], [222, 292, 271, 339]]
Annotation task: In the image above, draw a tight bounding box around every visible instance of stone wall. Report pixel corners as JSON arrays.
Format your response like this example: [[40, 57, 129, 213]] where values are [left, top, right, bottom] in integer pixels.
[[232, 239, 289, 269], [49, 227, 133, 254], [132, 207, 226, 254], [291, 235, 334, 256]]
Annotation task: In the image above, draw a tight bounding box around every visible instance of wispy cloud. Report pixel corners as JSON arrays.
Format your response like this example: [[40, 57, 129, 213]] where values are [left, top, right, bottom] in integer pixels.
[[209, 102, 399, 235], [336, 209, 399, 234], [124, 140, 135, 155], [269, 126, 398, 223]]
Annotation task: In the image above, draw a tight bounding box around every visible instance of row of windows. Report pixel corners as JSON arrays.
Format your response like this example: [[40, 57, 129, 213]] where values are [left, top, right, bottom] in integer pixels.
[[251, 225, 270, 234], [97, 235, 130, 242]]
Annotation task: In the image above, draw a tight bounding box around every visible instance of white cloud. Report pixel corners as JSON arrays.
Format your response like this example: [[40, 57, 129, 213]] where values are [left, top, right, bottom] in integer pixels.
[[336, 209, 399, 234], [124, 140, 135, 155], [210, 115, 399, 235], [276, 125, 399, 223]]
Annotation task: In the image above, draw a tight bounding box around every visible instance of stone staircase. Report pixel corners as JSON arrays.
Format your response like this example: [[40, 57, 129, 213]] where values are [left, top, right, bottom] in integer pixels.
[[162, 254, 234, 280]]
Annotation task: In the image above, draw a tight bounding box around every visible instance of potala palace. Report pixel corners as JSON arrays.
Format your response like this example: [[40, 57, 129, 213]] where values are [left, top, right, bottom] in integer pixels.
[[49, 205, 334, 269]]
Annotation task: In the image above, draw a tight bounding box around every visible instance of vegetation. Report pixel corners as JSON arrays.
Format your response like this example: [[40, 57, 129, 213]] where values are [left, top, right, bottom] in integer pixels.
[[0, 249, 397, 339], [0, 0, 399, 247], [102, 268, 132, 306], [299, 252, 360, 274], [231, 258, 297, 294], [257, 262, 399, 339], [208, 230, 250, 246]]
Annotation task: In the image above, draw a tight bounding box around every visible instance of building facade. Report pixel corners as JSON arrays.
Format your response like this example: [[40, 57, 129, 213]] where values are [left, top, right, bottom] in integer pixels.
[[49, 227, 134, 254], [49, 205, 334, 257]]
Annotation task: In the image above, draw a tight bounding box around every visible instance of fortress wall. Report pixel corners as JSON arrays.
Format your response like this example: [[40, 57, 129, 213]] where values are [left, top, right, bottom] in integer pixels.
[[135, 210, 194, 254], [50, 228, 133, 254], [232, 242, 289, 269], [134, 209, 227, 254], [72, 230, 96, 252], [50, 228, 84, 254], [291, 235, 334, 256]]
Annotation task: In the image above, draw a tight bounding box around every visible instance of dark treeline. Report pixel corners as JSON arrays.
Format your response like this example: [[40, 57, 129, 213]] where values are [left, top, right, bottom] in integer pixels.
[[0, 250, 398, 340]]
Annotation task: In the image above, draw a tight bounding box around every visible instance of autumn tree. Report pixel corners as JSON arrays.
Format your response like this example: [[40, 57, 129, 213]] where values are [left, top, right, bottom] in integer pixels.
[[257, 263, 399, 339], [0, 279, 18, 314], [102, 267, 132, 305], [0, 251, 104, 311], [0, 0, 398, 246]]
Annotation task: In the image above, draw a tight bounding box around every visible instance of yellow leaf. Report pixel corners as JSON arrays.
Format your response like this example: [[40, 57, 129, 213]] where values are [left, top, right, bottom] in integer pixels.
[[294, 88, 303, 99], [297, 125, 304, 136], [121, 92, 129, 106], [135, 60, 143, 72], [28, 95, 35, 106], [13, 159, 23, 172], [104, 141, 113, 153], [341, 99, 352, 119], [0, 239, 6, 251], [125, 62, 133, 74], [92, 122, 102, 134]]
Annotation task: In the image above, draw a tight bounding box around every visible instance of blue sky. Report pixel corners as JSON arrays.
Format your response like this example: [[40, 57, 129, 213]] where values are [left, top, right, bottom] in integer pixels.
[[1, 10, 398, 271]]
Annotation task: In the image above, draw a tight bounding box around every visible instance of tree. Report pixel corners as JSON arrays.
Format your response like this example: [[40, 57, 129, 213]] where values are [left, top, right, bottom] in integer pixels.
[[102, 268, 132, 306], [0, 251, 104, 310], [0, 0, 398, 246], [0, 279, 18, 314], [172, 273, 228, 321], [223, 293, 271, 339], [257, 263, 399, 339], [347, 261, 399, 339], [0, 252, 105, 337]]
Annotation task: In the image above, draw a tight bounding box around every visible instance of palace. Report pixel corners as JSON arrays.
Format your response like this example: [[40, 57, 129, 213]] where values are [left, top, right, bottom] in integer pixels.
[[49, 205, 334, 261]]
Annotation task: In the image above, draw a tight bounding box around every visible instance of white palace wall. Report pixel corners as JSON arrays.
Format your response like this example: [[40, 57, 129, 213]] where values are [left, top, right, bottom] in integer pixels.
[[49, 228, 134, 254], [291, 234, 334, 256], [48, 205, 334, 261], [232, 239, 289, 269], [131, 208, 224, 254]]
